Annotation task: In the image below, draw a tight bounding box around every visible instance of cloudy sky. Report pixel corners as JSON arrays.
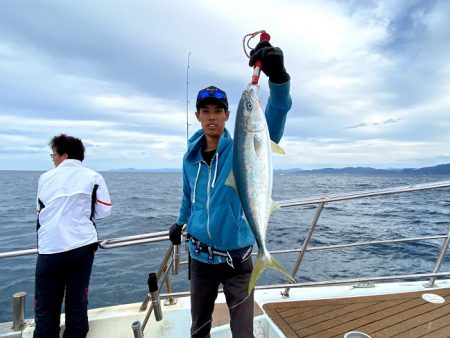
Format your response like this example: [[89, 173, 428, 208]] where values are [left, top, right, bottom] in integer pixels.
[[1, 0, 449, 171]]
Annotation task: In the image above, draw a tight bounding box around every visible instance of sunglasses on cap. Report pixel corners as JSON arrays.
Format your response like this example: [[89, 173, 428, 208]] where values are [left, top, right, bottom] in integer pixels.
[[197, 87, 227, 101]]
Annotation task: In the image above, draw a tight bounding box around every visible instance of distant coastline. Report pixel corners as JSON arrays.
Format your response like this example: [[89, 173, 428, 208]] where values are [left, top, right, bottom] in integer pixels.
[[108, 163, 450, 175], [109, 168, 182, 173], [274, 163, 450, 175], [2, 163, 449, 174]]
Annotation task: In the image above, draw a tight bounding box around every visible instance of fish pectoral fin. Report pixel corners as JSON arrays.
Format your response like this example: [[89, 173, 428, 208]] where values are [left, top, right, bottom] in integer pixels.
[[254, 134, 262, 156], [271, 141, 285, 155], [225, 170, 237, 191]]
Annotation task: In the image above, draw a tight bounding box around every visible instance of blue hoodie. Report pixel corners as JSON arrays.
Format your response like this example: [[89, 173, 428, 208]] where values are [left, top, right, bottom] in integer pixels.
[[177, 81, 292, 264]]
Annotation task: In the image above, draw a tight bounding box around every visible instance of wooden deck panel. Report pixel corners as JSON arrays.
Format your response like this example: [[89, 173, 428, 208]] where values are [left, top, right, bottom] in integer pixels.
[[289, 301, 378, 331], [362, 301, 449, 336], [424, 325, 450, 338], [281, 305, 328, 318], [298, 299, 407, 336], [263, 288, 450, 338], [284, 304, 349, 323], [323, 298, 440, 337], [391, 311, 450, 337]]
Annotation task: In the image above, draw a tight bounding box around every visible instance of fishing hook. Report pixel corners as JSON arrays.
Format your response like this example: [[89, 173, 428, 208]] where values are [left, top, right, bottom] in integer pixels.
[[242, 30, 269, 58], [243, 30, 271, 85]]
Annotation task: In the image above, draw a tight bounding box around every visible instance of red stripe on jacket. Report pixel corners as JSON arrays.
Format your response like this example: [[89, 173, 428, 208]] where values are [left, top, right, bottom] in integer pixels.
[[96, 199, 112, 206]]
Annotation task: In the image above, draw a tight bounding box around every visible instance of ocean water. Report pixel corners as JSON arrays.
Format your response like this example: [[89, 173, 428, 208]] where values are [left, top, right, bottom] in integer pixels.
[[1, 170, 450, 322]]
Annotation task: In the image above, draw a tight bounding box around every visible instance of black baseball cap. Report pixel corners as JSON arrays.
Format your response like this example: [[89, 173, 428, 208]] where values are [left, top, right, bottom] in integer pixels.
[[196, 86, 228, 110]]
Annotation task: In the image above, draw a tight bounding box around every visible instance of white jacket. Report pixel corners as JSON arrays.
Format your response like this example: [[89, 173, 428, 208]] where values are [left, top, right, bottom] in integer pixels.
[[37, 159, 112, 254]]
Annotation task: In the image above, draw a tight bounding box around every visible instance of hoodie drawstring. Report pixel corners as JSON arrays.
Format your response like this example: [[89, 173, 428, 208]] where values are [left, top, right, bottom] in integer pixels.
[[211, 152, 219, 188], [193, 151, 219, 203], [192, 162, 202, 204]]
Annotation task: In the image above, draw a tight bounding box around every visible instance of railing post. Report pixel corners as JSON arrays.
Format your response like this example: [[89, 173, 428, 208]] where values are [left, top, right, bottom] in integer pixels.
[[140, 273, 163, 334], [12, 291, 26, 330], [282, 202, 325, 297], [425, 225, 450, 288], [140, 243, 175, 311], [172, 226, 187, 277], [163, 260, 178, 306], [172, 244, 181, 275], [131, 320, 144, 338]]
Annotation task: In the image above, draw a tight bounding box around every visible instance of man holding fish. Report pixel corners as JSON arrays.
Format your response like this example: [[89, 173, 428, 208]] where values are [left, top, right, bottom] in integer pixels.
[[170, 38, 292, 337]]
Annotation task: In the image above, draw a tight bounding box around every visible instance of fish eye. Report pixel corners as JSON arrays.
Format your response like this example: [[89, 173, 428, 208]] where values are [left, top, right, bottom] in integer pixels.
[[246, 101, 253, 110]]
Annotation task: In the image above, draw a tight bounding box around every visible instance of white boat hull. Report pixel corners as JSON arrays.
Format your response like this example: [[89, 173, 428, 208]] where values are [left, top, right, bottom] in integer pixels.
[[13, 279, 450, 338]]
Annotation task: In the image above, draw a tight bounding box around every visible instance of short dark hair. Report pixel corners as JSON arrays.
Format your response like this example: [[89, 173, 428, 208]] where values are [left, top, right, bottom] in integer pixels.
[[50, 134, 85, 161]]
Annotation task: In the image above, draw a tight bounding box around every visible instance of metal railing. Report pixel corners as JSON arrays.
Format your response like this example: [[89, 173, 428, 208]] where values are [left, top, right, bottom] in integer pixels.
[[1, 180, 450, 330]]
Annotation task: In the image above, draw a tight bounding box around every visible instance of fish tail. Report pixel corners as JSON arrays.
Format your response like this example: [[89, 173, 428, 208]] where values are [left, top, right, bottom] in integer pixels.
[[248, 252, 295, 294]]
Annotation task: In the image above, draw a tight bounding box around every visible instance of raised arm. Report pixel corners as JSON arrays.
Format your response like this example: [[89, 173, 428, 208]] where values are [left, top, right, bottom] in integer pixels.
[[249, 41, 292, 143]]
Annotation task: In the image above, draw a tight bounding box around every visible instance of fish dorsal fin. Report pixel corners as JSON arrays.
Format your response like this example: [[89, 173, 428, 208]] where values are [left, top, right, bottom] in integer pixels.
[[271, 141, 285, 155], [225, 170, 237, 191]]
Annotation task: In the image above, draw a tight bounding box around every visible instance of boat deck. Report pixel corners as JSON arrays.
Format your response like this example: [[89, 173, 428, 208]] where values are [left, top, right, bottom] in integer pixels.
[[262, 287, 450, 337], [212, 302, 264, 327]]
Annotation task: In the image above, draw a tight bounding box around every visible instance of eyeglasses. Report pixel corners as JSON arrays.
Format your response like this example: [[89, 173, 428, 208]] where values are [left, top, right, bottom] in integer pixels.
[[197, 87, 227, 101]]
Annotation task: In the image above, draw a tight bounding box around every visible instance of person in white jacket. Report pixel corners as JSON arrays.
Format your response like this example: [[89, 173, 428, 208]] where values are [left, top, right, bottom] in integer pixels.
[[34, 134, 112, 338]]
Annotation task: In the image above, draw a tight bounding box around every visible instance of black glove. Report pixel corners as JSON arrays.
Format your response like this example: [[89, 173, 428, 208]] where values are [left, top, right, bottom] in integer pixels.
[[169, 223, 183, 245], [249, 40, 290, 84]]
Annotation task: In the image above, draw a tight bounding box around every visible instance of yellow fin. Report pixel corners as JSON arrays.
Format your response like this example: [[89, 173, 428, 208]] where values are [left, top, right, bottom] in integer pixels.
[[254, 134, 262, 156], [225, 170, 237, 191], [270, 200, 279, 217], [248, 252, 295, 294], [271, 141, 285, 155]]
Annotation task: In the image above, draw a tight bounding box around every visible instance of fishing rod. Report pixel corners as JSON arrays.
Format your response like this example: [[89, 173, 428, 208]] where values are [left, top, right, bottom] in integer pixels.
[[243, 30, 271, 85], [186, 51, 191, 148]]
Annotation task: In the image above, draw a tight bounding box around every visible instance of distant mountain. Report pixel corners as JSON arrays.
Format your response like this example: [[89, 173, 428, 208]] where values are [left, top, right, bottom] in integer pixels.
[[275, 163, 450, 175], [109, 163, 450, 175], [401, 163, 450, 175], [109, 168, 181, 173]]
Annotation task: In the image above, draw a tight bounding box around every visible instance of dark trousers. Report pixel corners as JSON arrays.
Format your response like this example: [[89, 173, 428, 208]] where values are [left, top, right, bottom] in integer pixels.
[[34, 243, 97, 338], [190, 258, 254, 338]]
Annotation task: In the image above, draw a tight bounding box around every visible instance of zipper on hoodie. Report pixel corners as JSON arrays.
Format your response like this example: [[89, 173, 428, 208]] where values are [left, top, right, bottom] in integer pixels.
[[205, 160, 212, 240], [196, 152, 219, 242], [206, 152, 220, 241]]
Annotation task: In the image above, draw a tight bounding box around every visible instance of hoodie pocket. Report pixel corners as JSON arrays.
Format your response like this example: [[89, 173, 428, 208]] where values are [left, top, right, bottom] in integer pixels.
[[187, 207, 208, 242], [208, 204, 241, 248]]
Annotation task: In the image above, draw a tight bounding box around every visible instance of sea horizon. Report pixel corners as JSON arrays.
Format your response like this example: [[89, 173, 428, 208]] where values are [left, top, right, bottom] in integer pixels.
[[1, 162, 450, 175]]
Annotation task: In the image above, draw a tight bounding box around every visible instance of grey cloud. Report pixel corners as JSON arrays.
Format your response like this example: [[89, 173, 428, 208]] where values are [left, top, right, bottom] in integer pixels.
[[373, 1, 450, 108], [0, 147, 44, 155], [343, 123, 368, 129], [382, 0, 439, 52], [0, 1, 243, 102], [382, 118, 401, 125], [0, 1, 448, 170], [30, 144, 47, 149], [343, 118, 401, 129]]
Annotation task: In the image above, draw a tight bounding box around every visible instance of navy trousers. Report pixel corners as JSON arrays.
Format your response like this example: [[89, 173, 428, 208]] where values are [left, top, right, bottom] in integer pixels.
[[33, 243, 97, 338], [190, 258, 254, 338]]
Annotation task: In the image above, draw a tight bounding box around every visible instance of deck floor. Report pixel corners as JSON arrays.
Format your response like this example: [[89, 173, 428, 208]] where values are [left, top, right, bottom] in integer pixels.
[[263, 287, 450, 338], [212, 302, 263, 327]]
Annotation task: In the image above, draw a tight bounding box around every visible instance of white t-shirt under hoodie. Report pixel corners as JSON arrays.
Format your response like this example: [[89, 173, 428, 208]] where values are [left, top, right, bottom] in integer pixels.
[[37, 159, 112, 254]]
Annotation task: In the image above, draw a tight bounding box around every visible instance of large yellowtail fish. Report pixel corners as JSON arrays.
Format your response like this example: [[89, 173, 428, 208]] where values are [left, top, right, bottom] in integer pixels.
[[226, 85, 295, 293]]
